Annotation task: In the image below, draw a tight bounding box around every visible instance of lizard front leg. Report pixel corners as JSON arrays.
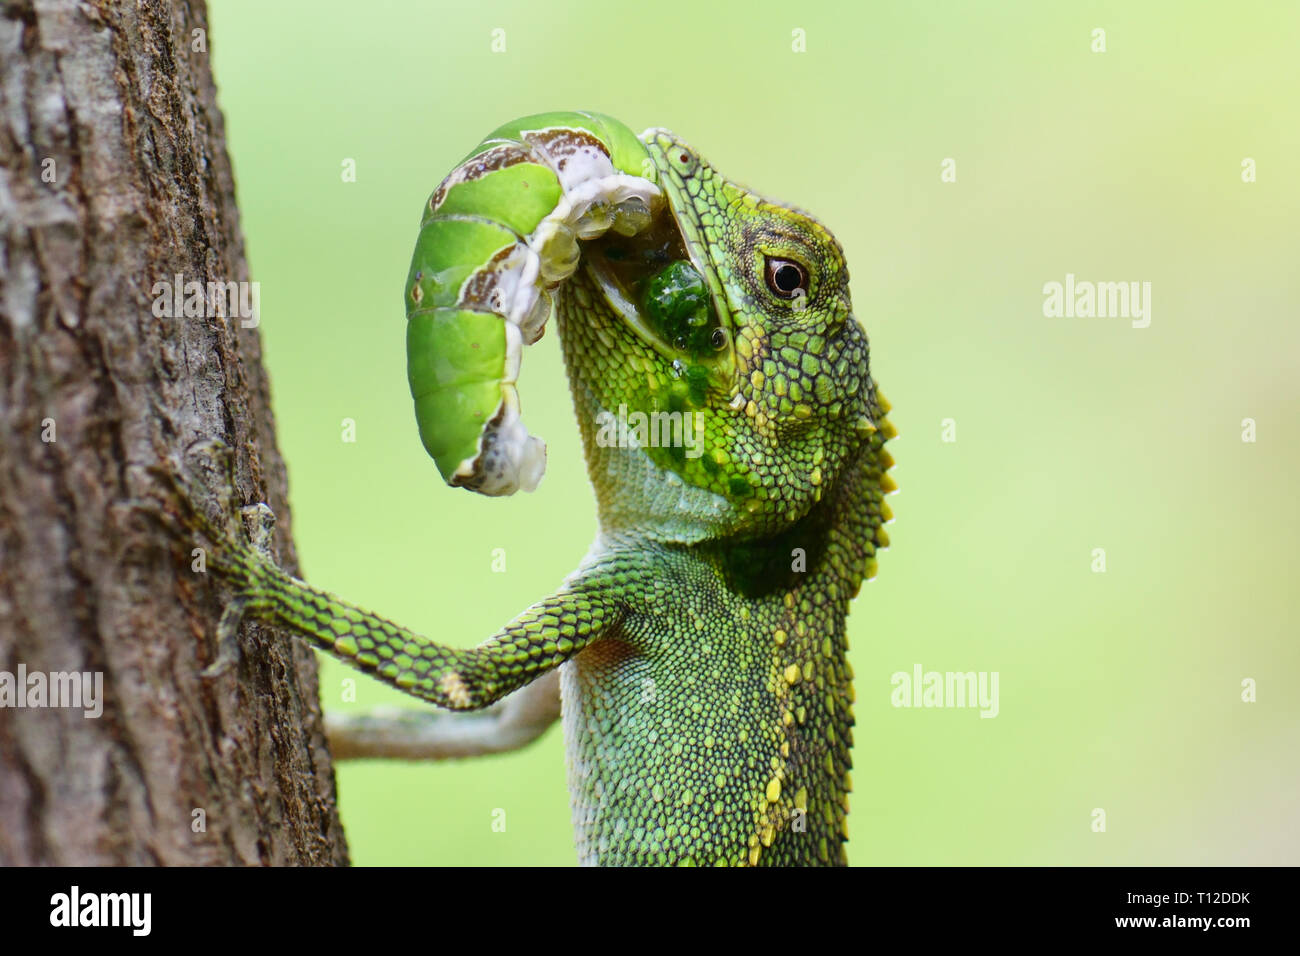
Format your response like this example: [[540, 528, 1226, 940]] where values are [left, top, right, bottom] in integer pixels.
[[205, 534, 634, 711], [143, 450, 637, 715]]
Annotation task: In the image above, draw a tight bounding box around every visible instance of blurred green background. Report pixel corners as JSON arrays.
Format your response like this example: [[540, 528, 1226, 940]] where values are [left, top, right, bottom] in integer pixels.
[[208, 0, 1299, 865]]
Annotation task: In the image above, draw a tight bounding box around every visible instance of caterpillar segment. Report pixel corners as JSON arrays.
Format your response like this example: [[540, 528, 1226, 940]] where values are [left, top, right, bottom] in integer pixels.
[[405, 111, 662, 496]]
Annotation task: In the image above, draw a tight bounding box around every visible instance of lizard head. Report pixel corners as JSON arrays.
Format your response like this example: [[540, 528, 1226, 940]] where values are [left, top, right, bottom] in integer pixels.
[[564, 129, 893, 544]]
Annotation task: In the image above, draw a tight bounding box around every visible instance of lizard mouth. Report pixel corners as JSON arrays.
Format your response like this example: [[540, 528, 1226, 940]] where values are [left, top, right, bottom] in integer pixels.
[[415, 122, 736, 498], [581, 201, 736, 385]]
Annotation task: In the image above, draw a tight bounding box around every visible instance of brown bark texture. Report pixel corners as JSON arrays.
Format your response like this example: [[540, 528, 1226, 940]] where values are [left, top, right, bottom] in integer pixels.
[[0, 0, 348, 864]]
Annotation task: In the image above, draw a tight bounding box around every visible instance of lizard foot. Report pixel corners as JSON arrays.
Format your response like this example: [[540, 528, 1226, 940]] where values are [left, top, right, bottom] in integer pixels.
[[126, 439, 281, 678]]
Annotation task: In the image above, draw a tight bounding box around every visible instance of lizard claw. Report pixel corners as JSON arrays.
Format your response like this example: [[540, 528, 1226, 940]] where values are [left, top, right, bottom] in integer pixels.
[[240, 503, 278, 559], [201, 594, 251, 679], [199, 649, 239, 680], [199, 654, 237, 680], [114, 492, 186, 539]]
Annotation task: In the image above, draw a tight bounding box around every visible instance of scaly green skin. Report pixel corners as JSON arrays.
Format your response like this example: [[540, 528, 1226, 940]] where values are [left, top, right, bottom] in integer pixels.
[[184, 115, 895, 866]]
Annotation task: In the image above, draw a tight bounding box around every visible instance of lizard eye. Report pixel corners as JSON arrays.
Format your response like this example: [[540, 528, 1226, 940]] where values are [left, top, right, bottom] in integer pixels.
[[764, 257, 808, 299]]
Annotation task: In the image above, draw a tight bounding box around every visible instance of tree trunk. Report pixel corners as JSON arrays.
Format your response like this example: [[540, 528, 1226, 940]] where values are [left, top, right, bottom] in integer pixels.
[[0, 0, 348, 865]]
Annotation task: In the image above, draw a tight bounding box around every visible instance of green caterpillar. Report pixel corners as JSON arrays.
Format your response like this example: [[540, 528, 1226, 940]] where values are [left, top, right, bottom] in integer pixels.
[[404, 111, 720, 496]]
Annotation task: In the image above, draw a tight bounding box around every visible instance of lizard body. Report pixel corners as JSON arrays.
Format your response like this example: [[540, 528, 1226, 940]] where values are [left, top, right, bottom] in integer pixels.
[[179, 113, 895, 866]]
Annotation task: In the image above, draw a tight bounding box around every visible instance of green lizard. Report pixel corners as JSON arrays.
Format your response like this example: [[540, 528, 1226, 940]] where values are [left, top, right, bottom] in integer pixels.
[[173, 112, 895, 866]]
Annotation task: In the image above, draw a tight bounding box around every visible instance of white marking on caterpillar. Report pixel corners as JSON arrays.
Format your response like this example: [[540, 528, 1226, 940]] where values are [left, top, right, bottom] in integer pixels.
[[451, 381, 546, 497]]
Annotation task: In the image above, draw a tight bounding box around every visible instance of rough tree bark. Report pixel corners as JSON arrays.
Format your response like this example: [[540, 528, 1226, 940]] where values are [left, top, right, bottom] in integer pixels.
[[0, 0, 348, 864]]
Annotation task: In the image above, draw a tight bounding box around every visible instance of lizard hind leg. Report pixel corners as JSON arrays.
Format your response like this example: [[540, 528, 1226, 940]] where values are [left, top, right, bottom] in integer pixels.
[[324, 670, 561, 760]]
